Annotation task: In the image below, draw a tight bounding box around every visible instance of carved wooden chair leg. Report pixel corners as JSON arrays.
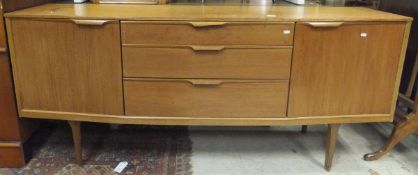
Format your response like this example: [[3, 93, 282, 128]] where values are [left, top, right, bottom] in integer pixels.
[[325, 124, 340, 171], [364, 115, 418, 161], [301, 125, 308, 133], [68, 121, 82, 165]]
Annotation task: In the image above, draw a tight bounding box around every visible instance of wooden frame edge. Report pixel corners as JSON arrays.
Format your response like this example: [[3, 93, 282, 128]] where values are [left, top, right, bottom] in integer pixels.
[[390, 21, 412, 119], [4, 18, 24, 115], [122, 44, 294, 49], [120, 20, 296, 25], [20, 109, 391, 126], [0, 141, 21, 148]]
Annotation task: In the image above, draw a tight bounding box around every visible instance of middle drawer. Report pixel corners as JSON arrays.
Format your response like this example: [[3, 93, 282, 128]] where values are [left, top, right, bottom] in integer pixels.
[[123, 45, 292, 79]]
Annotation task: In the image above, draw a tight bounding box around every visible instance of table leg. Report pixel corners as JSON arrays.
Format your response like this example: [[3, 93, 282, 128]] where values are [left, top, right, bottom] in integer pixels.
[[68, 121, 82, 165], [301, 125, 308, 133], [364, 116, 418, 161], [325, 124, 340, 171]]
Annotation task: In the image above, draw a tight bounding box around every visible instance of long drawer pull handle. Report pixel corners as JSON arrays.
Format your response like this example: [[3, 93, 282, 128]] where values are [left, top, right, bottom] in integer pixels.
[[188, 80, 223, 86], [190, 45, 225, 51], [72, 20, 109, 26], [189, 22, 227, 28], [307, 22, 344, 28]]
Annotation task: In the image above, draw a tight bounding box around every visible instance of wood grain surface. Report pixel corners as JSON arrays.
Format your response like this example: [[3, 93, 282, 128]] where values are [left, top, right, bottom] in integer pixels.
[[8, 19, 123, 115], [121, 21, 294, 45], [4, 4, 412, 22], [123, 45, 292, 79], [124, 78, 289, 117], [288, 22, 405, 117], [0, 53, 20, 141]]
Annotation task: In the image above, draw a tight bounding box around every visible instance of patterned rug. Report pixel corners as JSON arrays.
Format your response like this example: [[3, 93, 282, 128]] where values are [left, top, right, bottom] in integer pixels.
[[0, 122, 192, 175]]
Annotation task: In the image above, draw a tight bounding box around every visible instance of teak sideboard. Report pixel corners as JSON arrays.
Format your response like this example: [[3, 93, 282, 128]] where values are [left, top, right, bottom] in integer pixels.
[[4, 4, 412, 171]]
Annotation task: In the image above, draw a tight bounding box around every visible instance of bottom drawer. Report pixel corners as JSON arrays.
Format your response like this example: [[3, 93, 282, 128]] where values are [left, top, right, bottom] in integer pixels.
[[124, 78, 288, 118]]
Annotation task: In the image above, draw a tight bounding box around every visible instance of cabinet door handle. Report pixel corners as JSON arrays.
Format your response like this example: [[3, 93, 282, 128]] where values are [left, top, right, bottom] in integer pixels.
[[72, 20, 110, 26], [188, 80, 223, 86], [189, 22, 227, 28], [190, 45, 225, 51], [307, 22, 344, 28]]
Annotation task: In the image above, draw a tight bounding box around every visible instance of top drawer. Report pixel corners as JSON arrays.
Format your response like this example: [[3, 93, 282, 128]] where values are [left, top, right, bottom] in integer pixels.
[[121, 21, 294, 46]]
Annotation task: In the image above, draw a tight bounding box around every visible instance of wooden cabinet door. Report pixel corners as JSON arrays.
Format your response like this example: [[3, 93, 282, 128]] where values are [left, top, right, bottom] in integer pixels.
[[288, 22, 405, 117], [9, 19, 123, 115]]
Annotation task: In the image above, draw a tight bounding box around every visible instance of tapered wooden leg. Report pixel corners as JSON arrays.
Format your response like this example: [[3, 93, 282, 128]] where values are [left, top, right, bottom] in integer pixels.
[[68, 121, 82, 165], [301, 125, 308, 133], [325, 124, 340, 171], [364, 116, 418, 161]]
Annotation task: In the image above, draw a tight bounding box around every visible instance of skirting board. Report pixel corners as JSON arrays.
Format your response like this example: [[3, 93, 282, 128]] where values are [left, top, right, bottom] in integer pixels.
[[0, 142, 25, 168]]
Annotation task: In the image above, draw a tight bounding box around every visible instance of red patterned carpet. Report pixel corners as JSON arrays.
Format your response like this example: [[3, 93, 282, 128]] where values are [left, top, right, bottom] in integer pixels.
[[0, 122, 192, 175]]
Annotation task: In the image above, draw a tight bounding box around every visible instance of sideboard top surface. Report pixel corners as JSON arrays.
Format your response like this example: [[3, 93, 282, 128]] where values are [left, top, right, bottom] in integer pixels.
[[5, 3, 412, 22]]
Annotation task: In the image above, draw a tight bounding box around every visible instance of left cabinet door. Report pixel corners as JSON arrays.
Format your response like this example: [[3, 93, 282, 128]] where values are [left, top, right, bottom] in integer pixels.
[[8, 19, 123, 115]]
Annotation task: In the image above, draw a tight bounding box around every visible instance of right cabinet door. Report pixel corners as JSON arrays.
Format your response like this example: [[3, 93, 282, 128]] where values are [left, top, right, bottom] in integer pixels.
[[288, 22, 405, 117]]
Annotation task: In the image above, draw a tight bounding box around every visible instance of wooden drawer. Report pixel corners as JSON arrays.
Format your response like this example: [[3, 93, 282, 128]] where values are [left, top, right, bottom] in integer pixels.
[[124, 78, 289, 117], [123, 45, 292, 79], [121, 21, 294, 45]]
